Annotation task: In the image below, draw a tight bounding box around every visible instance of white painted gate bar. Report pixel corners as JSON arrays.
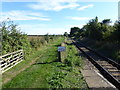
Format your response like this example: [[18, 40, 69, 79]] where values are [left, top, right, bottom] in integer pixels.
[[0, 49, 24, 73]]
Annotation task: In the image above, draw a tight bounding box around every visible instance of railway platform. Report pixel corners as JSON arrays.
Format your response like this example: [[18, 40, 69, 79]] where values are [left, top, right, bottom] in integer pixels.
[[81, 58, 118, 90]]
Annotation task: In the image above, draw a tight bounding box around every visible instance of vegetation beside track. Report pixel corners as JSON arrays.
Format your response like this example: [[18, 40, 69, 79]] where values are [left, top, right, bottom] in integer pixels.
[[69, 17, 120, 63], [78, 38, 119, 63], [2, 37, 87, 89]]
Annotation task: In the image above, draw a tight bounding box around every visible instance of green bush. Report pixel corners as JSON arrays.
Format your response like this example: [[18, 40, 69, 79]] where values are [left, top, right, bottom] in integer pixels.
[[1, 19, 31, 55], [47, 71, 67, 88], [1, 19, 63, 59]]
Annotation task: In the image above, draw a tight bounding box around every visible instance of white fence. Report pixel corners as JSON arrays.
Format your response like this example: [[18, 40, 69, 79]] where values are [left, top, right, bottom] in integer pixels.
[[0, 49, 24, 73]]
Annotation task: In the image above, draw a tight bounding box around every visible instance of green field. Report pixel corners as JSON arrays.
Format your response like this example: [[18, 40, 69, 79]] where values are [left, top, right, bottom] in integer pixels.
[[2, 37, 87, 89]]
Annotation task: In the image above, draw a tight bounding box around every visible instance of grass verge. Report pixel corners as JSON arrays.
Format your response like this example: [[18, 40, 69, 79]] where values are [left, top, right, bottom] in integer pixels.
[[2, 36, 63, 85], [2, 37, 88, 89]]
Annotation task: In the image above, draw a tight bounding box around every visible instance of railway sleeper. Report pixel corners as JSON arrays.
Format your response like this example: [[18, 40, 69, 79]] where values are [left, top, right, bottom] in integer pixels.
[[80, 47, 89, 52], [108, 69, 120, 72], [109, 70, 120, 73], [96, 61, 109, 64], [112, 73, 120, 76], [113, 76, 120, 81], [114, 76, 120, 81], [103, 66, 117, 69], [100, 64, 113, 66]]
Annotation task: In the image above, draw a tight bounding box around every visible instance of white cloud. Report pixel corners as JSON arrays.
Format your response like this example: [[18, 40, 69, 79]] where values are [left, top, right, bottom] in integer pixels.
[[27, 0, 80, 11], [78, 4, 94, 11], [1, 10, 51, 21], [27, 1, 95, 11], [70, 17, 92, 20]]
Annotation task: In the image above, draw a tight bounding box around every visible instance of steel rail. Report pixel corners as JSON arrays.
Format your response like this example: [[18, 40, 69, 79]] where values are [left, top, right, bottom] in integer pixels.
[[77, 42, 120, 70], [72, 41, 120, 89]]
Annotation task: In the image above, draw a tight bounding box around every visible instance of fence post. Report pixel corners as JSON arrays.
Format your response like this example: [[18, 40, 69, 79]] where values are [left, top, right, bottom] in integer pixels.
[[58, 44, 66, 62], [58, 51, 61, 62]]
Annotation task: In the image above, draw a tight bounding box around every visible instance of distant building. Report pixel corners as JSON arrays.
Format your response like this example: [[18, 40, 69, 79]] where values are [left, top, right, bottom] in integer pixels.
[[118, 1, 120, 20]]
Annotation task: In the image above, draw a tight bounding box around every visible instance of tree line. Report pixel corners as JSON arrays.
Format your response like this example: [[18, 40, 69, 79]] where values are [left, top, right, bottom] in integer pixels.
[[67, 16, 120, 63], [69, 16, 120, 43]]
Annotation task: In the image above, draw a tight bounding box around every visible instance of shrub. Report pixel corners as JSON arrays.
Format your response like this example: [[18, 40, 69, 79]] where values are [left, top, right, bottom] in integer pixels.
[[1, 19, 31, 55]]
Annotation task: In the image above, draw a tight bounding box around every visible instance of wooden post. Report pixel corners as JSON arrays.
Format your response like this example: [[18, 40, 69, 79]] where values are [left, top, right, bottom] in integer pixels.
[[58, 46, 66, 62], [58, 51, 61, 62]]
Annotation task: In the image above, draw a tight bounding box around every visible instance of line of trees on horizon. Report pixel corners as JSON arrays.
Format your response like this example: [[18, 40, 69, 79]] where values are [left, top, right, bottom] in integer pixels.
[[69, 16, 120, 43]]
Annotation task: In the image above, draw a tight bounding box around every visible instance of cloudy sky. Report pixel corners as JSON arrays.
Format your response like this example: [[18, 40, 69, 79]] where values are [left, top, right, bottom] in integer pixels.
[[1, 0, 118, 35]]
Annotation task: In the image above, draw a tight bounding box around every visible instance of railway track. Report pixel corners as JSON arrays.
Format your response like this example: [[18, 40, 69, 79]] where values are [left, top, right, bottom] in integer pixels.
[[73, 41, 120, 89]]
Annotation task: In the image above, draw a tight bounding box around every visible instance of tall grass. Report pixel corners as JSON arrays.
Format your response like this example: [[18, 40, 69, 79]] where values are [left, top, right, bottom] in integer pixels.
[[61, 40, 83, 68], [80, 38, 120, 63], [47, 39, 87, 88]]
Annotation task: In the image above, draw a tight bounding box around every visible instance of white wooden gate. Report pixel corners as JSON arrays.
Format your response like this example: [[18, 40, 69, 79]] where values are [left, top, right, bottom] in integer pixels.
[[0, 49, 24, 73]]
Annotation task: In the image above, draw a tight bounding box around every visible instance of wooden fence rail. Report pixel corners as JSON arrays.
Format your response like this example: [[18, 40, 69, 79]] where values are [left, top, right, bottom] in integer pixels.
[[0, 49, 24, 73]]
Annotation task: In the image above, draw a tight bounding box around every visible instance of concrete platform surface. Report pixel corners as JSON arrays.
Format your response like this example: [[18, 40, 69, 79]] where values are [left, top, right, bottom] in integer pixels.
[[81, 59, 118, 90]]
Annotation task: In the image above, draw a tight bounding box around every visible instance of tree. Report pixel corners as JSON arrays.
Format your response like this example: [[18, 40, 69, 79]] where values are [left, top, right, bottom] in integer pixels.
[[102, 19, 111, 25], [112, 20, 120, 42], [84, 17, 102, 40], [70, 27, 80, 37], [0, 19, 31, 55], [64, 32, 68, 37]]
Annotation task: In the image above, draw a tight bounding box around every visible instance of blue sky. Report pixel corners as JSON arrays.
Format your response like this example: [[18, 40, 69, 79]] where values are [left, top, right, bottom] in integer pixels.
[[1, 0, 118, 35]]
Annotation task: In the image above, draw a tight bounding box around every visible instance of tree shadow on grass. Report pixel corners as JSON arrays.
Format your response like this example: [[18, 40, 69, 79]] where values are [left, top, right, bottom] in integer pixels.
[[33, 59, 59, 65], [54, 44, 61, 47], [65, 42, 73, 45]]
